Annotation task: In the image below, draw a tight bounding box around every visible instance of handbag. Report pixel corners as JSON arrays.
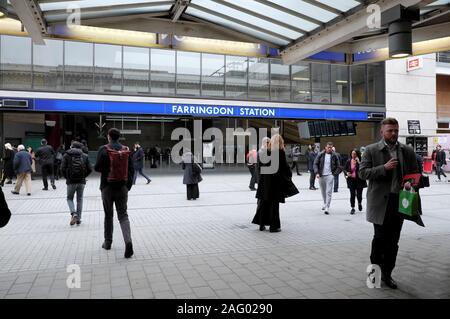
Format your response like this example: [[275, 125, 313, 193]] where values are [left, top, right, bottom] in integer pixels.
[[284, 178, 299, 198], [398, 188, 419, 217]]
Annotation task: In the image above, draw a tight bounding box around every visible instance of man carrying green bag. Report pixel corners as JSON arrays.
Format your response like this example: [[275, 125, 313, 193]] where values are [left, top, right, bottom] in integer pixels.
[[399, 188, 419, 216]]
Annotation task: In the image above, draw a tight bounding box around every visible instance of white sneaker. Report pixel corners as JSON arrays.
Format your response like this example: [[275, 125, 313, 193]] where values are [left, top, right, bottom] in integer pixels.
[[324, 208, 329, 215], [322, 205, 326, 210]]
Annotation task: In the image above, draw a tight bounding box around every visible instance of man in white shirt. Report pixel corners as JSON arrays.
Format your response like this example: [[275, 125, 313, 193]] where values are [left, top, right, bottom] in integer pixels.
[[313, 142, 340, 214]]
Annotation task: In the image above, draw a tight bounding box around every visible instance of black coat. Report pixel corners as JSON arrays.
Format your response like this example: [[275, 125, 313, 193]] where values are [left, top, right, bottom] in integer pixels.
[[313, 151, 341, 176], [432, 150, 446, 165], [182, 153, 203, 185], [0, 187, 11, 228], [2, 148, 15, 178], [344, 159, 367, 189], [132, 147, 145, 170], [307, 150, 317, 172], [256, 149, 298, 203], [36, 145, 55, 166]]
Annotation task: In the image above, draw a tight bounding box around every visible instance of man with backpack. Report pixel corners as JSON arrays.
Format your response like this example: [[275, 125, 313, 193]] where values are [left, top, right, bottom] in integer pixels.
[[61, 141, 92, 226], [95, 128, 135, 258]]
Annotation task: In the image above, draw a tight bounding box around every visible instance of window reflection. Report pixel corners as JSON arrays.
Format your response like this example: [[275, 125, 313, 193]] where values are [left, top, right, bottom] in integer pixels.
[[331, 65, 349, 104], [33, 39, 63, 91], [270, 59, 290, 101], [124, 46, 149, 94], [225, 55, 248, 99], [202, 53, 225, 97], [95, 43, 122, 93], [351, 65, 366, 104], [292, 62, 311, 102], [65, 41, 93, 92], [368, 63, 385, 105], [312, 63, 330, 103], [151, 49, 175, 95], [1, 36, 31, 89], [177, 51, 200, 96], [249, 57, 269, 100]]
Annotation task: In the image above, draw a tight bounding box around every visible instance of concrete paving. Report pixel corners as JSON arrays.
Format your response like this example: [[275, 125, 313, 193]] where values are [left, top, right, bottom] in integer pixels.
[[1, 170, 449, 299]]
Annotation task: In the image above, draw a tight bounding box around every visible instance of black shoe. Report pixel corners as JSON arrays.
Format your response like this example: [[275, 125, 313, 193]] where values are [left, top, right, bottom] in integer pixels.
[[381, 275, 398, 289], [249, 187, 256, 191], [147, 180, 151, 184], [333, 190, 338, 193], [42, 187, 48, 191], [324, 210, 329, 215], [27, 193, 31, 196], [259, 225, 266, 231], [70, 215, 77, 226], [124, 242, 134, 258], [102, 241, 112, 250], [5, 181, 12, 184], [358, 204, 363, 211], [269, 228, 281, 233], [350, 208, 355, 215], [11, 191, 19, 195], [52, 184, 56, 190]]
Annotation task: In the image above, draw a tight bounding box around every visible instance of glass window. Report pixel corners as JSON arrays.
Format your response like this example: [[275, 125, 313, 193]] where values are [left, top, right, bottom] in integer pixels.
[[64, 41, 93, 92], [270, 59, 290, 101], [176, 51, 200, 96], [225, 55, 248, 99], [248, 57, 269, 100], [351, 65, 367, 104], [311, 63, 330, 103], [33, 39, 63, 91], [1, 35, 31, 89], [201, 53, 225, 97], [291, 62, 311, 102], [123, 46, 149, 94], [94, 44, 122, 93], [331, 65, 349, 104], [368, 62, 385, 105], [151, 49, 175, 95]]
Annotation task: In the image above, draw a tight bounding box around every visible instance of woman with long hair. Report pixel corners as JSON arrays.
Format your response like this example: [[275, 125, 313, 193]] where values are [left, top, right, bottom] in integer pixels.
[[27, 146, 36, 179], [344, 149, 367, 214], [1, 143, 15, 187]]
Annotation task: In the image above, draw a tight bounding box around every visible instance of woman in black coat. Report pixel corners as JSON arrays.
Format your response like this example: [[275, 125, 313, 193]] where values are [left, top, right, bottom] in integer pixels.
[[344, 149, 367, 215], [252, 134, 298, 232], [1, 143, 15, 186], [182, 151, 203, 200]]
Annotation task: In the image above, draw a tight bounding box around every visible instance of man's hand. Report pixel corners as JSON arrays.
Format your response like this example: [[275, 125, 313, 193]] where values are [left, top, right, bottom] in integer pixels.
[[384, 158, 398, 171], [316, 174, 320, 179], [404, 181, 412, 190]]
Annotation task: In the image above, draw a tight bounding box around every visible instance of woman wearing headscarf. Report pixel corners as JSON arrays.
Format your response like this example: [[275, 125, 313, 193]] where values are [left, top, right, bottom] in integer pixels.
[[1, 143, 15, 187], [182, 151, 203, 200]]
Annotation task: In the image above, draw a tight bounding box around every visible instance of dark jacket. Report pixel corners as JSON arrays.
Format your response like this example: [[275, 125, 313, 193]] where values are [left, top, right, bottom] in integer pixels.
[[36, 144, 55, 166], [0, 187, 11, 228], [2, 148, 15, 177], [132, 147, 145, 170], [432, 150, 446, 164], [256, 149, 297, 203], [13, 150, 32, 174], [313, 151, 340, 177], [344, 159, 367, 189], [416, 153, 423, 174], [307, 150, 317, 172], [94, 142, 134, 190], [61, 148, 92, 184], [182, 153, 203, 185]]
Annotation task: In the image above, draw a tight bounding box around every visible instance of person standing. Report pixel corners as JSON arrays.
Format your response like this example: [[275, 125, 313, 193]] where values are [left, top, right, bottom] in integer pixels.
[[182, 151, 202, 200], [246, 147, 258, 191], [11, 145, 32, 196], [332, 146, 342, 193], [27, 146, 36, 180], [431, 145, 447, 182], [313, 142, 340, 215], [1, 143, 16, 187], [252, 134, 298, 232], [344, 149, 367, 215], [35, 139, 56, 190], [54, 145, 65, 180], [61, 141, 92, 226], [359, 118, 419, 289], [132, 142, 151, 185], [290, 144, 302, 176], [307, 144, 318, 190], [95, 128, 134, 258]]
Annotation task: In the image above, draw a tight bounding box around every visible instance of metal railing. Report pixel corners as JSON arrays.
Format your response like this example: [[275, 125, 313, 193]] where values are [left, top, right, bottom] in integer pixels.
[[437, 51, 450, 63]]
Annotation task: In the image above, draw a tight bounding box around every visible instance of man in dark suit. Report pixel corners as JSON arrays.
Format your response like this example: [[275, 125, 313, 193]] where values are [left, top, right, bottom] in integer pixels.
[[359, 118, 419, 289], [431, 145, 447, 182]]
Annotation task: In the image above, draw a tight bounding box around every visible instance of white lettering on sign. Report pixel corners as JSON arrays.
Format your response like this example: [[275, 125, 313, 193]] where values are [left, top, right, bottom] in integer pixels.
[[171, 105, 275, 117]]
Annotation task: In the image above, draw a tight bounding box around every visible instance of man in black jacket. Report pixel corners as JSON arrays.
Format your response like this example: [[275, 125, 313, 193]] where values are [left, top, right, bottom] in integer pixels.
[[132, 142, 151, 185], [61, 141, 92, 226], [432, 145, 447, 181], [35, 139, 56, 190], [95, 128, 135, 258]]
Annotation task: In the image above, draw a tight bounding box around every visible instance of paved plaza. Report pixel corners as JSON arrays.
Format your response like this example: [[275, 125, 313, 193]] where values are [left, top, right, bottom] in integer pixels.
[[0, 170, 449, 299]]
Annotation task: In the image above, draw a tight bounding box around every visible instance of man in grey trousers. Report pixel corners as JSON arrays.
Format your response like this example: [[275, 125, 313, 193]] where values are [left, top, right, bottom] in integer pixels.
[[313, 142, 340, 215]]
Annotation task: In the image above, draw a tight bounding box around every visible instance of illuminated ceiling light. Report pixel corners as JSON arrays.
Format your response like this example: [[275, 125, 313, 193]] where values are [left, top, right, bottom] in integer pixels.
[[335, 80, 348, 84], [293, 77, 309, 81], [381, 5, 420, 59]]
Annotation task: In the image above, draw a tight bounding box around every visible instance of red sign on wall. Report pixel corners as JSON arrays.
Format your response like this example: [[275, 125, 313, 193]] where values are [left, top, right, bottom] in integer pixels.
[[407, 57, 423, 72]]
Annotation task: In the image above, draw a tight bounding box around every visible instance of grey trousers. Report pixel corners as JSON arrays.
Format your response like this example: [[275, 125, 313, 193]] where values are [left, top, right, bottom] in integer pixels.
[[101, 185, 132, 245], [319, 175, 334, 208]]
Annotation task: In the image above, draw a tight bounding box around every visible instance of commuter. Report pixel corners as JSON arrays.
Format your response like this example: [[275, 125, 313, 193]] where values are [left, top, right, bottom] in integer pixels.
[[54, 145, 65, 180], [182, 151, 202, 200], [344, 149, 367, 215], [35, 139, 57, 190], [61, 141, 92, 226], [27, 146, 36, 179], [307, 144, 318, 190], [313, 142, 340, 215], [252, 134, 298, 232], [246, 147, 258, 191], [0, 186, 11, 228], [132, 142, 151, 185], [1, 143, 15, 187], [332, 146, 342, 193], [290, 144, 302, 176], [431, 145, 447, 182], [11, 145, 32, 196], [359, 117, 419, 289], [81, 139, 89, 155], [95, 128, 134, 258]]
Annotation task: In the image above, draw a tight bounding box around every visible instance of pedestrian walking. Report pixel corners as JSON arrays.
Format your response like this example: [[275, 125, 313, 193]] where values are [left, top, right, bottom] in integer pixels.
[[27, 146, 36, 179], [313, 142, 341, 215], [54, 145, 65, 180], [182, 151, 202, 200], [61, 141, 92, 226], [359, 117, 420, 289], [344, 149, 367, 214], [307, 144, 318, 190], [1, 143, 15, 186], [431, 145, 447, 182], [252, 134, 299, 232], [332, 146, 342, 193], [290, 144, 302, 176], [132, 142, 151, 185], [35, 139, 57, 190], [94, 128, 135, 258], [11, 145, 32, 196], [246, 147, 258, 191]]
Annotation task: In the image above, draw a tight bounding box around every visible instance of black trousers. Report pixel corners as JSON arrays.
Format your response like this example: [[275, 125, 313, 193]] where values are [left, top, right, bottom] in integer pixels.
[[101, 185, 132, 244], [187, 184, 199, 200], [248, 165, 257, 189], [252, 200, 280, 230], [41, 163, 55, 189], [370, 193, 404, 278], [309, 170, 316, 188], [436, 162, 447, 180], [348, 182, 363, 208], [291, 161, 300, 174]]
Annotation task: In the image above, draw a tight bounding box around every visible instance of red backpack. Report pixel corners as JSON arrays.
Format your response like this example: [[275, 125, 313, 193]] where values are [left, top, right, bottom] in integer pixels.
[[105, 144, 131, 182]]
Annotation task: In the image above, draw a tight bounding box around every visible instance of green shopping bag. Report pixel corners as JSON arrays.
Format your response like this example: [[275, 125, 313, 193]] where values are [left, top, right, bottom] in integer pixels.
[[398, 189, 419, 216]]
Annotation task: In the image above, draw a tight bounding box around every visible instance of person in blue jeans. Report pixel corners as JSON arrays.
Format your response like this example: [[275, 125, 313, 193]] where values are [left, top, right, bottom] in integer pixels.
[[61, 141, 92, 226], [132, 142, 151, 185]]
